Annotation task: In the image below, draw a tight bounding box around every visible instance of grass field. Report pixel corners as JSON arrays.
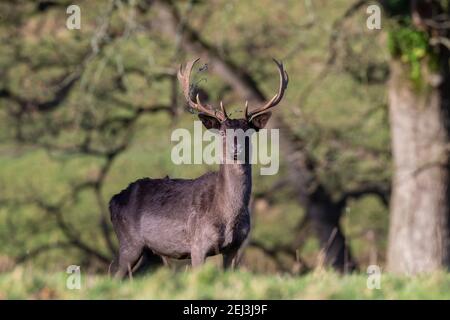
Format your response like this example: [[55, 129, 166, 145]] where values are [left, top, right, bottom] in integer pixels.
[[1, 264, 449, 299]]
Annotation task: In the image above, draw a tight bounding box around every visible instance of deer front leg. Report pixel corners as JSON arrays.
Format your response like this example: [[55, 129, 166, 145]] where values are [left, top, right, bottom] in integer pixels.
[[191, 248, 207, 267], [223, 250, 238, 270], [190, 225, 218, 268]]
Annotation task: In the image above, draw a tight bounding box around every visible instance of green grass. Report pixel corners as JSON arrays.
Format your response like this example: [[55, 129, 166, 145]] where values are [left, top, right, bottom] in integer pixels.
[[1, 264, 449, 299]]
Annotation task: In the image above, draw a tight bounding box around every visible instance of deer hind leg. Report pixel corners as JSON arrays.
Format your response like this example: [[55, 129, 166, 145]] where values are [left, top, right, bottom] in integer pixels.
[[131, 254, 145, 273], [114, 245, 143, 279], [161, 255, 171, 267]]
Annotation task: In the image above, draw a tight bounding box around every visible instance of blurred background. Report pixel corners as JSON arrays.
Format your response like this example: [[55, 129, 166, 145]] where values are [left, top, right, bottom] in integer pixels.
[[0, 0, 449, 286]]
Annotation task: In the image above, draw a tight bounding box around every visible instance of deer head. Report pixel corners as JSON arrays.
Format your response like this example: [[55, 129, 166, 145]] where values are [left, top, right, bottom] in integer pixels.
[[178, 58, 288, 162]]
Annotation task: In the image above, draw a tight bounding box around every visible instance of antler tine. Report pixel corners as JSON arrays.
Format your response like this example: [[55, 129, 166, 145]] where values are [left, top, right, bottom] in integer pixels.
[[245, 58, 289, 120], [220, 100, 228, 119], [177, 59, 198, 103], [177, 58, 227, 122]]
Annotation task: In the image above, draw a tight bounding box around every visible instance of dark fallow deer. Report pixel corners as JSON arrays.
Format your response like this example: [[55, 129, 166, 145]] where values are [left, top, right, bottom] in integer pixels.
[[109, 58, 288, 278]]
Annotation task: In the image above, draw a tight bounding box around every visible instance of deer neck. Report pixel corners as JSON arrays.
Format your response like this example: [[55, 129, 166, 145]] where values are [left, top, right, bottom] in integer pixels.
[[214, 163, 252, 217]]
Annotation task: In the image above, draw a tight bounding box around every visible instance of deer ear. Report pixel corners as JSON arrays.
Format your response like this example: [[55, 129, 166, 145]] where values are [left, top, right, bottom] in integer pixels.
[[198, 114, 221, 130], [249, 112, 272, 130]]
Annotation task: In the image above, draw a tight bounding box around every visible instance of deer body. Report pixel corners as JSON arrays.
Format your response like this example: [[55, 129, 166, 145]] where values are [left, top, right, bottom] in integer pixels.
[[110, 162, 251, 269], [110, 59, 287, 278]]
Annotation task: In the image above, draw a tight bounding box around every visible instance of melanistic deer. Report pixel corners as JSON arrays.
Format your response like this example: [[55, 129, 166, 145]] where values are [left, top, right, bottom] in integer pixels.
[[109, 58, 288, 278]]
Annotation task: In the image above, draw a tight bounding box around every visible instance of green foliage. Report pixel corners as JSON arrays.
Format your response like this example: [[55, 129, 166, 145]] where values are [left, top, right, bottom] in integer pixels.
[[387, 23, 431, 86]]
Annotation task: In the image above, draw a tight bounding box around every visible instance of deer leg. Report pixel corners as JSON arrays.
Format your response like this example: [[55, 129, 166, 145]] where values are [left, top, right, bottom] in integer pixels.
[[191, 247, 207, 268], [161, 255, 171, 267], [131, 254, 145, 273], [223, 250, 238, 270], [114, 245, 143, 279], [191, 228, 219, 268]]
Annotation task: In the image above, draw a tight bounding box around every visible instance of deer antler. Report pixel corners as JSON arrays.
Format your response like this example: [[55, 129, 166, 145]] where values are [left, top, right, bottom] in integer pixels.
[[177, 58, 228, 122], [245, 58, 289, 120]]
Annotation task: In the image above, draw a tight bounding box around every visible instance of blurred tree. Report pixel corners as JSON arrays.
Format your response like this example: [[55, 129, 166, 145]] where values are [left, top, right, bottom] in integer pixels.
[[381, 0, 450, 274]]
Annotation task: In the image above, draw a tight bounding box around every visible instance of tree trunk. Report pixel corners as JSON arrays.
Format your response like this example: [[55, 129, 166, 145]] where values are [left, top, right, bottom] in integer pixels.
[[387, 60, 450, 274]]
